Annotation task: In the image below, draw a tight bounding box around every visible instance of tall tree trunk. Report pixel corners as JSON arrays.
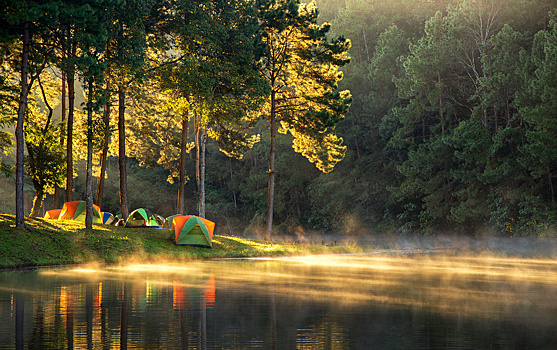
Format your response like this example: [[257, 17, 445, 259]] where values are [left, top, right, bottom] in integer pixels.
[[177, 114, 188, 215], [15, 21, 30, 228], [53, 71, 66, 209], [195, 109, 200, 195], [96, 79, 111, 207], [194, 106, 207, 218], [85, 81, 94, 229], [118, 86, 129, 220], [66, 66, 75, 203], [265, 90, 277, 241], [199, 128, 207, 218]]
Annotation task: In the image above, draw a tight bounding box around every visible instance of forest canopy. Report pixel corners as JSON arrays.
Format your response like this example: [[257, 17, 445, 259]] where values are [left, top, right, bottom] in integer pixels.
[[1, 0, 556, 237]]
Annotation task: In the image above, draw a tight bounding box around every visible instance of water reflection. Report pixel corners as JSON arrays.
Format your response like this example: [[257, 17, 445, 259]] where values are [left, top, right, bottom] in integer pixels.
[[0, 255, 556, 349]]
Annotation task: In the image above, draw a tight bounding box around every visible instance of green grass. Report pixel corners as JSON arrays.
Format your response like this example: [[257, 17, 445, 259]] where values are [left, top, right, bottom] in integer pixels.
[[0, 214, 363, 269]]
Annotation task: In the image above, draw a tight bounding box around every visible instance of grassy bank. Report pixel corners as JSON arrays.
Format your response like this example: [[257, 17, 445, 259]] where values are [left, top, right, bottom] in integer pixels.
[[0, 214, 363, 269]]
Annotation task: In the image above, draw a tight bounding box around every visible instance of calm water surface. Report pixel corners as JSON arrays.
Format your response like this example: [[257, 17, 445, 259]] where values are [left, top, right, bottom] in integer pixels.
[[0, 255, 556, 349]]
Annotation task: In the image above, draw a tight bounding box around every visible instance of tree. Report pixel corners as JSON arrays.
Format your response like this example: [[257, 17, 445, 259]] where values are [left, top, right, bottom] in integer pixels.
[[519, 12, 557, 207], [71, 0, 118, 228], [0, 28, 17, 179], [256, 0, 351, 240], [162, 0, 268, 218], [25, 71, 65, 217], [109, 0, 152, 221], [55, 1, 91, 204], [126, 83, 190, 213], [1, 0, 59, 227], [15, 20, 29, 228]]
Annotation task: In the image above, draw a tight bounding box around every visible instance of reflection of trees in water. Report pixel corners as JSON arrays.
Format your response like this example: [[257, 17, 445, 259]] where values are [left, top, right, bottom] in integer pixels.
[[296, 316, 349, 350], [2, 259, 557, 349], [15, 292, 23, 350]]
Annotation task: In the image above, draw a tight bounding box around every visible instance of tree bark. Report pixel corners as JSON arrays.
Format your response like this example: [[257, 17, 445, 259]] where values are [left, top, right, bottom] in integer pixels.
[[96, 79, 111, 207], [194, 106, 207, 218], [199, 128, 207, 218], [265, 89, 277, 241], [85, 81, 94, 229], [177, 114, 188, 215], [15, 21, 30, 228], [30, 188, 45, 218], [53, 71, 66, 209], [118, 86, 129, 220], [195, 108, 200, 195], [66, 62, 75, 202]]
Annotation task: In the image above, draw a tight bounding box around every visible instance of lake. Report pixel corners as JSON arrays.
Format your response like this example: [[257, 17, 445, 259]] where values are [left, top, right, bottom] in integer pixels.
[[1, 253, 556, 349]]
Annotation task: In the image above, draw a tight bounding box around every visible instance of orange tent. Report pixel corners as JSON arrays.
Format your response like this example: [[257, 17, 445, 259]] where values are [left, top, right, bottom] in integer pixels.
[[173, 215, 215, 247], [58, 201, 102, 224], [44, 209, 62, 220]]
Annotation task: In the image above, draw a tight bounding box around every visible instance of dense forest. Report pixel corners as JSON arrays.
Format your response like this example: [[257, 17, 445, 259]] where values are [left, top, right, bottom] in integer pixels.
[[1, 0, 556, 237]]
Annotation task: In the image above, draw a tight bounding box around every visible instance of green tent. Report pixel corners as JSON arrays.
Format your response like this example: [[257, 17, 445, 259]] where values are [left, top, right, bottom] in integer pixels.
[[59, 200, 103, 224], [173, 215, 215, 248], [165, 214, 182, 229], [124, 208, 161, 228]]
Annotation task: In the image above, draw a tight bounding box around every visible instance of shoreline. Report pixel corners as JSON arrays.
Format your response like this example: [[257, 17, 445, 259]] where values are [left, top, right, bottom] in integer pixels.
[[2, 215, 556, 270], [0, 214, 364, 269]]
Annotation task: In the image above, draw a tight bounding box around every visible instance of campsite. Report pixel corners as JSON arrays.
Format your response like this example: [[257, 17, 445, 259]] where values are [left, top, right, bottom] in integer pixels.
[[1, 0, 557, 348], [44, 201, 218, 248], [0, 213, 360, 269]]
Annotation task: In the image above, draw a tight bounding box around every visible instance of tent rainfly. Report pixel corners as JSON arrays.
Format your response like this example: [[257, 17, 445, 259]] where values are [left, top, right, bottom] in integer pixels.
[[165, 214, 182, 229], [59, 201, 103, 224], [44, 209, 62, 220], [172, 215, 215, 248], [101, 212, 116, 225], [124, 208, 161, 228]]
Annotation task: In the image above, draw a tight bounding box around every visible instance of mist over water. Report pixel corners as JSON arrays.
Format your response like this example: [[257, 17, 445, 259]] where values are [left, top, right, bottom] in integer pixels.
[[1, 244, 556, 349], [259, 233, 557, 258]]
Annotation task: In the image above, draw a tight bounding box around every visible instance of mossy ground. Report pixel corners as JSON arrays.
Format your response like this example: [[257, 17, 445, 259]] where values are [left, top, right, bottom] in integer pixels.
[[0, 214, 363, 269]]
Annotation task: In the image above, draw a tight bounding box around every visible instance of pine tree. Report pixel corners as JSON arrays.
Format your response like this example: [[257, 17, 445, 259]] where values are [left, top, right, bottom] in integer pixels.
[[256, 0, 351, 239]]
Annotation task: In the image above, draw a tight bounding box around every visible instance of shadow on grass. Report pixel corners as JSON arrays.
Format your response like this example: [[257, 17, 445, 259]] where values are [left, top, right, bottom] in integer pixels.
[[0, 214, 65, 232]]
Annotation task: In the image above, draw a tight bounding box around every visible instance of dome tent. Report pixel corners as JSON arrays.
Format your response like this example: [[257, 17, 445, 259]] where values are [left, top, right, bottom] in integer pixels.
[[58, 201, 103, 224], [44, 209, 62, 220], [165, 214, 182, 229], [124, 208, 161, 228], [172, 215, 215, 248], [101, 212, 116, 225]]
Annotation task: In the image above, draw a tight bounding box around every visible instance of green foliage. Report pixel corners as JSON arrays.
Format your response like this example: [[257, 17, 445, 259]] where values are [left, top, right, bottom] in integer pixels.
[[258, 0, 352, 172], [2, 0, 557, 237]]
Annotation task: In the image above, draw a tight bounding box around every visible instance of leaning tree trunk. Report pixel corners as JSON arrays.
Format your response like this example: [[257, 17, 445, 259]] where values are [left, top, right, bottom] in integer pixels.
[[118, 86, 129, 220], [30, 182, 45, 218], [177, 114, 188, 215], [265, 89, 277, 241], [85, 81, 94, 229], [15, 21, 30, 228]]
